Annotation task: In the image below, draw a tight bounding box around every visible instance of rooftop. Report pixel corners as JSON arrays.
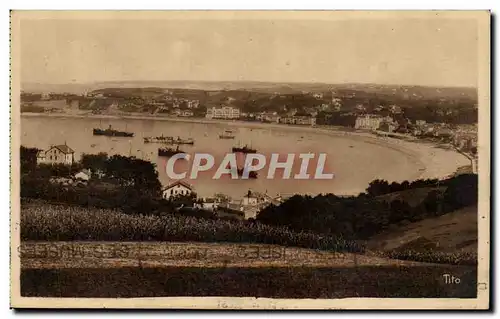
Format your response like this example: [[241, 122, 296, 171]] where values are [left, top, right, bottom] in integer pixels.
[[50, 144, 75, 154], [164, 180, 193, 190]]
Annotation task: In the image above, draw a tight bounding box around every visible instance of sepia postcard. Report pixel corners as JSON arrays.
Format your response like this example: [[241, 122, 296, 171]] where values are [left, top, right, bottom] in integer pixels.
[[10, 10, 490, 310]]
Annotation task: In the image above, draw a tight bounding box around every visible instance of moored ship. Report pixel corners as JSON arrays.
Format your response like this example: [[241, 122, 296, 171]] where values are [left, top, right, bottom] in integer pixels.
[[158, 145, 185, 158], [219, 129, 236, 139], [144, 135, 174, 144], [172, 136, 195, 145], [93, 125, 134, 137], [232, 145, 257, 154]]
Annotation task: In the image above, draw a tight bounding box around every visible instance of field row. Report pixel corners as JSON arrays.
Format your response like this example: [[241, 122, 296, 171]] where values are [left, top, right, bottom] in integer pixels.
[[19, 241, 439, 269]]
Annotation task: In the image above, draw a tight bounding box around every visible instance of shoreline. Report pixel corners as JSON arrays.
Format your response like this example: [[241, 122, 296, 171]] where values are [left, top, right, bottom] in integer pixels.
[[21, 112, 470, 186]]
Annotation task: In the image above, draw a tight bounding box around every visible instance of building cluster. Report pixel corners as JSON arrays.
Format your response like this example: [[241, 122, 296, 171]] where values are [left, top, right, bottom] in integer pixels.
[[80, 91, 202, 117], [354, 114, 396, 131], [205, 106, 241, 120], [49, 169, 93, 188], [279, 114, 317, 126], [205, 106, 318, 126], [255, 111, 281, 123], [353, 111, 477, 154], [161, 182, 288, 220]]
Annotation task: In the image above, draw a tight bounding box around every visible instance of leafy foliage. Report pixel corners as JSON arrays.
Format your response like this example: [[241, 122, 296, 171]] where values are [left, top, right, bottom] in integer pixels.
[[257, 174, 478, 240]]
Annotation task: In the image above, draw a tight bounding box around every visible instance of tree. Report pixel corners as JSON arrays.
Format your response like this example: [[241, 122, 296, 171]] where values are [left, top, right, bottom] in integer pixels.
[[20, 146, 40, 173], [389, 199, 413, 223], [366, 179, 391, 196], [105, 155, 162, 196], [443, 174, 478, 211], [81, 152, 108, 175]]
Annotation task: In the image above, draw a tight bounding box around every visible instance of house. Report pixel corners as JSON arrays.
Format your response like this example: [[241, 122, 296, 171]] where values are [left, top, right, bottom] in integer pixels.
[[242, 190, 266, 206], [187, 100, 200, 109], [279, 113, 316, 126], [36, 150, 46, 164], [355, 115, 383, 130], [49, 176, 73, 186], [43, 144, 75, 165], [162, 180, 194, 199], [239, 190, 276, 219], [75, 169, 91, 181], [257, 112, 281, 123], [415, 120, 427, 127], [355, 104, 367, 112], [389, 105, 403, 114], [331, 97, 342, 107], [378, 121, 398, 133], [205, 106, 241, 119], [242, 206, 260, 220], [178, 110, 194, 117], [194, 197, 219, 211]]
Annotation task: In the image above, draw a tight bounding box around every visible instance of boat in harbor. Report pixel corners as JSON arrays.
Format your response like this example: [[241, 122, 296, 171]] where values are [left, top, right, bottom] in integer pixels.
[[93, 124, 134, 137], [172, 136, 195, 145], [158, 145, 185, 158], [143, 135, 173, 144], [237, 168, 258, 179], [232, 144, 257, 154], [219, 129, 236, 139]]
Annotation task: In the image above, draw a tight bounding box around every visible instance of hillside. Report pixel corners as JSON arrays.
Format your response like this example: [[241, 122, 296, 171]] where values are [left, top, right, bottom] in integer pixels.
[[376, 186, 447, 207], [366, 205, 477, 253], [22, 81, 477, 100]]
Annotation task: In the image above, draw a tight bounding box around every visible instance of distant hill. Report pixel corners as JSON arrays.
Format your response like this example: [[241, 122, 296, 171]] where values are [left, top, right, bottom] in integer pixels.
[[21, 81, 477, 101]]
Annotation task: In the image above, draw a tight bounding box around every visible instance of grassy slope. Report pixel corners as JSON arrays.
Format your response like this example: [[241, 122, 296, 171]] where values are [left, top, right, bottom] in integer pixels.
[[375, 186, 447, 207], [366, 205, 477, 253]]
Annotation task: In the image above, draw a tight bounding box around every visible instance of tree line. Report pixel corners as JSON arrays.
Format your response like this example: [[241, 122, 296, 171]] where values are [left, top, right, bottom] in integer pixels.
[[256, 174, 477, 240]]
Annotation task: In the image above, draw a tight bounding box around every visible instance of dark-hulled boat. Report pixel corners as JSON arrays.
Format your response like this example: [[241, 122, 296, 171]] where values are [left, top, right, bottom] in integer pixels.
[[172, 137, 195, 145], [158, 145, 185, 158], [93, 125, 134, 137], [232, 145, 257, 154], [144, 135, 174, 144]]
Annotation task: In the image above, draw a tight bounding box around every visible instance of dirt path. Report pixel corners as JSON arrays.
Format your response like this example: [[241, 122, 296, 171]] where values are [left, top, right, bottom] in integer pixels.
[[20, 241, 445, 269]]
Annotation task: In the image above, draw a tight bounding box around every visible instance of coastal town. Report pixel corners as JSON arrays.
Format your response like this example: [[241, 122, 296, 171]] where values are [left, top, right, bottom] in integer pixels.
[[21, 85, 478, 155], [22, 84, 478, 221]]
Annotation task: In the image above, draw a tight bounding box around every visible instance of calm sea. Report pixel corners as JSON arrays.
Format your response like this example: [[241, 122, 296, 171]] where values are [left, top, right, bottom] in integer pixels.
[[21, 115, 418, 199]]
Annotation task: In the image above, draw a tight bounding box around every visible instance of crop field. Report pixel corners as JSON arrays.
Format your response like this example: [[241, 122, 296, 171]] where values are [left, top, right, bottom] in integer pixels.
[[18, 201, 478, 298], [21, 202, 363, 253], [19, 241, 477, 298], [20, 241, 440, 269]]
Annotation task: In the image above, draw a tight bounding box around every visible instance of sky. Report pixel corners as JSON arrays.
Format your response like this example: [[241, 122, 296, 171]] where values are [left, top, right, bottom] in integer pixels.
[[18, 13, 480, 87]]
